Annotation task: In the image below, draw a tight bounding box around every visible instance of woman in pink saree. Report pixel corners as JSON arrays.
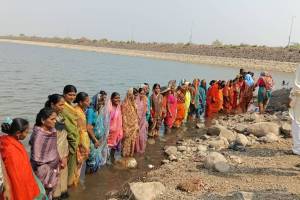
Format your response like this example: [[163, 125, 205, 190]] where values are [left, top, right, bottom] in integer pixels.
[[135, 88, 148, 154], [107, 92, 123, 163], [163, 87, 177, 130]]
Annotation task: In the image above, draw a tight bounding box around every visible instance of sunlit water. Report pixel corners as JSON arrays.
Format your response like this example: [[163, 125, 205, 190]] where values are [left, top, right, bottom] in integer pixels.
[[0, 42, 295, 199]]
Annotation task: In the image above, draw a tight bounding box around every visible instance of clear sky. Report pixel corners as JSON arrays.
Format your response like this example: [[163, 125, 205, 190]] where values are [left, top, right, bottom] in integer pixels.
[[0, 0, 299, 46]]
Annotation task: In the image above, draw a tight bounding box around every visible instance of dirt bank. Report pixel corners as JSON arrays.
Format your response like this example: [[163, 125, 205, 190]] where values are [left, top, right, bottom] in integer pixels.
[[0, 37, 298, 73]]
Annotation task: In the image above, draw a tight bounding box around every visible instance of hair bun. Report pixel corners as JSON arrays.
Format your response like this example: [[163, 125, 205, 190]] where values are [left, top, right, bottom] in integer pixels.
[[1, 123, 11, 134]]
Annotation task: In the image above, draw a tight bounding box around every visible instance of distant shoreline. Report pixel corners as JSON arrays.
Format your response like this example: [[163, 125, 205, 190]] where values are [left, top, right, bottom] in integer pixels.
[[0, 39, 297, 73]]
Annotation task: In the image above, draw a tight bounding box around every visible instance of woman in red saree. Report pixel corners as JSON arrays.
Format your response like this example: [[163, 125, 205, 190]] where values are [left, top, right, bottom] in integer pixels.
[[174, 86, 186, 128], [162, 87, 177, 131], [0, 118, 45, 200]]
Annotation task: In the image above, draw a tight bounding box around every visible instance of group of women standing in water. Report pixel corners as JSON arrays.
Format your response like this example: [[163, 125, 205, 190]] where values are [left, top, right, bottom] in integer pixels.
[[0, 69, 274, 200]]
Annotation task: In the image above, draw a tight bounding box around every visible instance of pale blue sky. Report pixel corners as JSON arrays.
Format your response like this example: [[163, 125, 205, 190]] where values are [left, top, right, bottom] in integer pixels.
[[0, 0, 299, 46]]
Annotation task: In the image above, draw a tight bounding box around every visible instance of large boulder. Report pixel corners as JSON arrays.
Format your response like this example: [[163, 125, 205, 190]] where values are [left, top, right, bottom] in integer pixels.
[[218, 126, 236, 143], [236, 134, 249, 147], [208, 137, 229, 150], [164, 146, 177, 156], [280, 122, 292, 137], [234, 124, 248, 134], [207, 126, 221, 136], [129, 182, 165, 200], [204, 152, 229, 172], [246, 122, 280, 137]]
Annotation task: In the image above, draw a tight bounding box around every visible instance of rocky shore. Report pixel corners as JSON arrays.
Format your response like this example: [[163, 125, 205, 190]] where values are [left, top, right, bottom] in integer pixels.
[[0, 38, 298, 73], [108, 89, 300, 200]]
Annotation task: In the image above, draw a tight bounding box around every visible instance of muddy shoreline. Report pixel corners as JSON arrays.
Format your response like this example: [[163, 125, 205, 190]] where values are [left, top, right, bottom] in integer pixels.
[[0, 39, 297, 73]]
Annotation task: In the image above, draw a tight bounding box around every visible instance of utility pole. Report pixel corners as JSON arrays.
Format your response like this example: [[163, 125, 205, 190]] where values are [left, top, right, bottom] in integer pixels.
[[287, 16, 296, 48]]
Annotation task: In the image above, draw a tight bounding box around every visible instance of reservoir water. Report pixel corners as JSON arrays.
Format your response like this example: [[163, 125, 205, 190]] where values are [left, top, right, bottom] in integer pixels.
[[0, 42, 295, 199]]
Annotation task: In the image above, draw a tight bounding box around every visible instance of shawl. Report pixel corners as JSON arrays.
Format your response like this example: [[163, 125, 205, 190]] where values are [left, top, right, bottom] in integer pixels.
[[151, 93, 164, 118], [122, 91, 139, 138], [245, 74, 254, 87], [0, 135, 40, 200], [30, 126, 60, 189], [108, 102, 123, 148]]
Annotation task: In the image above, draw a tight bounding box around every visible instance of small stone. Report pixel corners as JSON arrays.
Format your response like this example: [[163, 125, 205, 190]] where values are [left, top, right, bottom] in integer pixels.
[[232, 191, 254, 200], [236, 134, 249, 147], [148, 138, 156, 145], [177, 178, 206, 192], [165, 146, 177, 156], [246, 122, 280, 137], [200, 135, 210, 140], [197, 145, 208, 152], [161, 159, 170, 164], [192, 147, 198, 152], [234, 124, 248, 134], [204, 152, 228, 170], [229, 155, 243, 164], [258, 133, 279, 143], [169, 154, 177, 161], [177, 146, 187, 152], [129, 182, 165, 200]]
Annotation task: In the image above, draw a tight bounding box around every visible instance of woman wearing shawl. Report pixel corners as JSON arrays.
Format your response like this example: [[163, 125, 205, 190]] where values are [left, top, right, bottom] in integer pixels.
[[135, 88, 148, 154], [30, 108, 60, 199], [290, 65, 300, 155], [256, 72, 274, 114], [61, 85, 80, 187], [108, 92, 123, 162], [163, 86, 177, 130], [121, 88, 139, 157], [0, 118, 47, 200], [198, 80, 207, 120], [205, 81, 220, 124], [73, 92, 91, 176], [174, 86, 186, 128], [45, 94, 69, 199], [240, 73, 255, 112], [86, 91, 110, 173], [149, 84, 164, 137]]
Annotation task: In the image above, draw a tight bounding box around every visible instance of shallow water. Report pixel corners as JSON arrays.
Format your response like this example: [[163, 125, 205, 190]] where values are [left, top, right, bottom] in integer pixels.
[[0, 42, 295, 199]]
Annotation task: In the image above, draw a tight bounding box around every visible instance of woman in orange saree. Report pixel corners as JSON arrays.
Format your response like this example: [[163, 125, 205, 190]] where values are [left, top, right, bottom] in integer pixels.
[[205, 81, 220, 125]]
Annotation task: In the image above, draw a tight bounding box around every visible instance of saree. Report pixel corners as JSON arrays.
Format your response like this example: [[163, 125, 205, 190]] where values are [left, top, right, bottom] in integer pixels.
[[223, 84, 232, 114], [30, 126, 60, 198], [135, 95, 148, 154], [164, 93, 177, 128], [61, 102, 80, 186], [121, 91, 139, 157], [74, 106, 90, 164], [218, 89, 223, 111], [174, 90, 185, 127], [108, 103, 123, 149], [198, 85, 207, 117], [53, 115, 69, 198], [205, 83, 220, 119], [149, 93, 164, 137], [184, 90, 191, 121], [0, 135, 41, 200], [86, 95, 110, 172]]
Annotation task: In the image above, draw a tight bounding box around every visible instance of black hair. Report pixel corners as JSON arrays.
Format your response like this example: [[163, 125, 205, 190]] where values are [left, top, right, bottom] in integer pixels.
[[209, 80, 216, 86], [45, 94, 64, 108], [63, 85, 77, 94], [99, 90, 107, 96], [1, 118, 29, 135], [74, 92, 89, 104], [35, 107, 56, 126], [111, 92, 120, 100], [133, 88, 138, 95], [144, 83, 149, 86], [138, 88, 144, 93], [152, 83, 161, 90]]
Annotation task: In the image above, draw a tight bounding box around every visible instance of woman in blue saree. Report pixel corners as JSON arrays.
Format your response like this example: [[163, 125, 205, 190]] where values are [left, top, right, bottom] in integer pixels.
[[86, 91, 110, 173]]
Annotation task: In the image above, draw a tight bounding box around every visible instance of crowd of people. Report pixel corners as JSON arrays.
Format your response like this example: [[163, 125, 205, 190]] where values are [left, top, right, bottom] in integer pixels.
[[0, 68, 278, 200]]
